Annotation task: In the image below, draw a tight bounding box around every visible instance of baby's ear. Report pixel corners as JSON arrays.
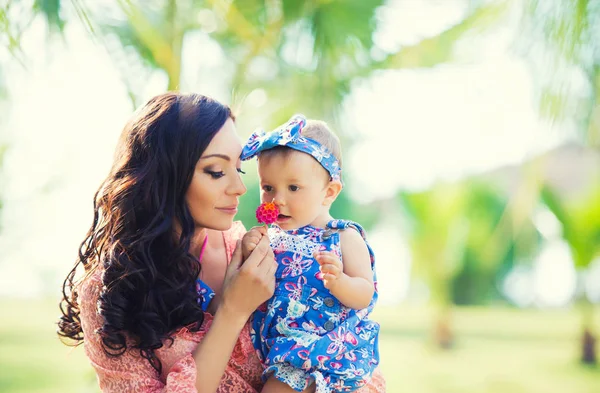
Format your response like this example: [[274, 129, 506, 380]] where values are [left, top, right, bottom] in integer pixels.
[[323, 180, 343, 206]]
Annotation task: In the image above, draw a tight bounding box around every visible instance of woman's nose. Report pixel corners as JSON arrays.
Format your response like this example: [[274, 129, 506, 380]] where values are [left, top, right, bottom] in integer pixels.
[[228, 173, 247, 196]]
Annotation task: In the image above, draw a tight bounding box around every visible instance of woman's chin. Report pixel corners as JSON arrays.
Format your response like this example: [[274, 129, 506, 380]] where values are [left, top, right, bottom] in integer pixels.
[[214, 221, 234, 231], [197, 219, 233, 232]]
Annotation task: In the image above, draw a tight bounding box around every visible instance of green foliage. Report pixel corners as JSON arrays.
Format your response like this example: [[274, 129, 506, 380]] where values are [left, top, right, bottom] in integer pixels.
[[237, 179, 262, 230], [330, 187, 380, 232], [519, 0, 600, 146], [34, 0, 66, 32], [453, 182, 541, 304], [452, 183, 508, 305], [376, 0, 510, 70], [0, 143, 6, 232], [283, 0, 382, 59], [541, 182, 600, 268], [400, 180, 542, 306], [398, 183, 470, 306], [1, 0, 511, 132]]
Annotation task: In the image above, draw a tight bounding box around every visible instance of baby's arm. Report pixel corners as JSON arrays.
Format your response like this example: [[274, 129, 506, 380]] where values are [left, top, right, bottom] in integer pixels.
[[316, 229, 374, 310]]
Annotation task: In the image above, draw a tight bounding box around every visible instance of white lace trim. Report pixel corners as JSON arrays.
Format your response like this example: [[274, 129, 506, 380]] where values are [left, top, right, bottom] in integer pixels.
[[269, 228, 320, 258], [268, 363, 332, 393]]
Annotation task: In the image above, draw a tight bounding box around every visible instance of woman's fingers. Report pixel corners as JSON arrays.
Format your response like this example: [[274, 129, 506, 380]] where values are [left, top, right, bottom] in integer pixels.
[[228, 240, 243, 270], [261, 257, 278, 280], [270, 260, 278, 276], [263, 260, 277, 293], [220, 242, 275, 317], [220, 232, 276, 317]]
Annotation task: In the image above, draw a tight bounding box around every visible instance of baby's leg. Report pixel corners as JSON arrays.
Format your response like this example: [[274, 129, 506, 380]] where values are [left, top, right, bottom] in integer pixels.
[[262, 376, 315, 393]]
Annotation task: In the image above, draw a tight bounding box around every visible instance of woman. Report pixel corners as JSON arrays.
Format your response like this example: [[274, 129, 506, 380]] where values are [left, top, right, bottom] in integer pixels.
[[58, 92, 385, 392]]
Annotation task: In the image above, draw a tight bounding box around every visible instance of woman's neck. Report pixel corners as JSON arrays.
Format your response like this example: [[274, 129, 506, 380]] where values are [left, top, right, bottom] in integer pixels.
[[190, 228, 208, 259]]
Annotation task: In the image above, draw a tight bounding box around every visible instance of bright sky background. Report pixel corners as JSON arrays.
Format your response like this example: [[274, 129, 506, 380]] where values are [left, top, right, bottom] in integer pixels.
[[0, 0, 578, 303]]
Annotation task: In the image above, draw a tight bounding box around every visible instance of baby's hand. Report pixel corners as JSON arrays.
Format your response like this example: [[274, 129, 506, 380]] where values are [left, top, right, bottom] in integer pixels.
[[315, 251, 343, 290], [241, 226, 269, 260]]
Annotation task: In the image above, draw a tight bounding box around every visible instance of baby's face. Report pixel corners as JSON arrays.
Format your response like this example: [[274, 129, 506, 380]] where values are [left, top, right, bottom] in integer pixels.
[[258, 150, 331, 230]]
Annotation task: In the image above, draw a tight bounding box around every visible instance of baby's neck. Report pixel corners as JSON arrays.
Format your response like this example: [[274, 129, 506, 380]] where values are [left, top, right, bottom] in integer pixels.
[[308, 212, 333, 229]]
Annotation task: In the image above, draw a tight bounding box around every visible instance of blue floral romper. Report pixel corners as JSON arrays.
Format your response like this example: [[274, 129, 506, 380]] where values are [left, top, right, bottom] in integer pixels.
[[250, 219, 380, 392]]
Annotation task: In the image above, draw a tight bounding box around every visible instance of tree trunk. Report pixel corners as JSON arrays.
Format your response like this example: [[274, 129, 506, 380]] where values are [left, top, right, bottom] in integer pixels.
[[580, 299, 597, 365], [429, 271, 455, 349], [581, 328, 597, 365], [433, 307, 454, 349]]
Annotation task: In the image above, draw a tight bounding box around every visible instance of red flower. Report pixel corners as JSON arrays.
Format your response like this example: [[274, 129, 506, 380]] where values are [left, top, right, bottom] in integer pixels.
[[256, 202, 279, 224]]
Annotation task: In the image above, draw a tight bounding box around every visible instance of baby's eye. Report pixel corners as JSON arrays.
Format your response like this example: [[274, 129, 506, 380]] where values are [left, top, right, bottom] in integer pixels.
[[289, 185, 299, 192], [262, 185, 273, 192]]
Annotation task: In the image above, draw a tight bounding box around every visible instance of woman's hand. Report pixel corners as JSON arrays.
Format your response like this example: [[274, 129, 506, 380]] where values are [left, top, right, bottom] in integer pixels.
[[193, 236, 276, 393], [219, 235, 277, 324]]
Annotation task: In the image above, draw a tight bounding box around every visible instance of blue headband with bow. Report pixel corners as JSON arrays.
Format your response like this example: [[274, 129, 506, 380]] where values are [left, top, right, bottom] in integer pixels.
[[240, 114, 342, 182]]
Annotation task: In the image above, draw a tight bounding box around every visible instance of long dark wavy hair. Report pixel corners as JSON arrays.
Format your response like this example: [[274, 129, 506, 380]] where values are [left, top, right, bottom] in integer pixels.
[[58, 92, 233, 373]]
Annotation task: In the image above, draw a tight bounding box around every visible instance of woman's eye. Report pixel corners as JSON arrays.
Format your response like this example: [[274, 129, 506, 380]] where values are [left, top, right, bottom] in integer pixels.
[[237, 168, 246, 175], [289, 185, 299, 191], [205, 170, 225, 179]]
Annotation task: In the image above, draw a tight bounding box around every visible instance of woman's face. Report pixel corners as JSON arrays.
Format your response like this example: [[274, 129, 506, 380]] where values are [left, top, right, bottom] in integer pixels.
[[186, 118, 247, 231]]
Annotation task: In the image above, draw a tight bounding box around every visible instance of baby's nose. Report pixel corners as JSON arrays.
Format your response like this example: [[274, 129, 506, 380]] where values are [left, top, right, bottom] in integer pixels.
[[273, 195, 285, 206]]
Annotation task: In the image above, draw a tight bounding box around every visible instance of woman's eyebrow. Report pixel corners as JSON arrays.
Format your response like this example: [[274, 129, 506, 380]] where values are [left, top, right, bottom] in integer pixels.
[[199, 154, 231, 161]]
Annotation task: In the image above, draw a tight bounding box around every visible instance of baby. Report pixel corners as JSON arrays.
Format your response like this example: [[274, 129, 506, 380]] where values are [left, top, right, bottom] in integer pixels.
[[241, 115, 381, 393]]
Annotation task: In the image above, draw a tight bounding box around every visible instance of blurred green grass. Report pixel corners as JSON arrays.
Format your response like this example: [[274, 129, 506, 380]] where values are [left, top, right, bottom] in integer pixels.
[[1, 299, 598, 393], [1, 298, 98, 393]]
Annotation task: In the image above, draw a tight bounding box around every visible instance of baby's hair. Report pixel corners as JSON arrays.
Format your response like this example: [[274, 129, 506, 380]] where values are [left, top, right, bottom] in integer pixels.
[[258, 119, 343, 169], [302, 120, 343, 168]]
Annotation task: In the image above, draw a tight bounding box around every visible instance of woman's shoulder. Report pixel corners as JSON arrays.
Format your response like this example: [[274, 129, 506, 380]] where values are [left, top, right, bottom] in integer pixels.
[[76, 269, 112, 364], [78, 269, 102, 310], [77, 269, 105, 341], [77, 268, 195, 381]]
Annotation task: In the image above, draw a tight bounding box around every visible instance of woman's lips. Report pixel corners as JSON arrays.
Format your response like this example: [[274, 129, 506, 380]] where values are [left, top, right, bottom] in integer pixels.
[[217, 206, 238, 214]]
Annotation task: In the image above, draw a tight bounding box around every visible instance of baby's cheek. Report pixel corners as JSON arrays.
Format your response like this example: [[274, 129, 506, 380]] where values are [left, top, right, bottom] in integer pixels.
[[259, 191, 269, 203]]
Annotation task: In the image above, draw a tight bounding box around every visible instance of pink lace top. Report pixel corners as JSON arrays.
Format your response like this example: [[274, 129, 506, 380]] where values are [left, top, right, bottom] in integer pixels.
[[78, 222, 385, 392]]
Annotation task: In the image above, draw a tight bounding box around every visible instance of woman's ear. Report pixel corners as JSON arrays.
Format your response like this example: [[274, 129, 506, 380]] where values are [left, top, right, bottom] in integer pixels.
[[323, 180, 343, 206]]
